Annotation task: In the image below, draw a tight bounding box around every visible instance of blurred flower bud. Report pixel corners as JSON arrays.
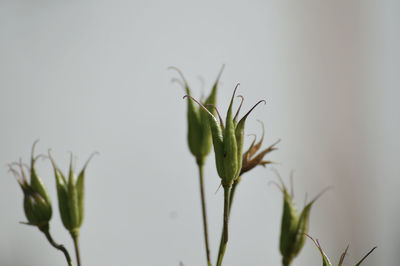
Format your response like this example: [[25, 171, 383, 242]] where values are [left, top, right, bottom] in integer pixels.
[[8, 141, 52, 230], [272, 170, 329, 266]]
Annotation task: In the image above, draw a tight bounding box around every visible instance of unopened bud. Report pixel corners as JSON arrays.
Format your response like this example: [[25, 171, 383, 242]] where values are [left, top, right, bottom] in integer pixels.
[[8, 141, 52, 229]]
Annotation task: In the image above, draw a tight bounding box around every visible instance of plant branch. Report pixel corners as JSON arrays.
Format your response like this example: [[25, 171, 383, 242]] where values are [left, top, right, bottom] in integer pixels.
[[71, 230, 81, 266], [216, 178, 239, 266], [216, 186, 230, 266], [39, 226, 73, 266], [197, 158, 212, 266], [228, 178, 240, 214]]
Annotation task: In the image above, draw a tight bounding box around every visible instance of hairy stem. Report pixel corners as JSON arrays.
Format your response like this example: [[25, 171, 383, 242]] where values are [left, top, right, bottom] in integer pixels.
[[196, 158, 212, 266], [216, 186, 230, 266], [39, 225, 73, 266], [71, 230, 81, 266]]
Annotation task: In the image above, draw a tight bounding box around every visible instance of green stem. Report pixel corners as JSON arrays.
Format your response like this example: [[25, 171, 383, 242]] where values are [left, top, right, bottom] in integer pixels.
[[216, 186, 230, 266], [39, 225, 73, 266], [70, 230, 81, 266], [228, 178, 240, 214], [216, 178, 239, 266], [196, 158, 212, 266], [282, 257, 291, 266]]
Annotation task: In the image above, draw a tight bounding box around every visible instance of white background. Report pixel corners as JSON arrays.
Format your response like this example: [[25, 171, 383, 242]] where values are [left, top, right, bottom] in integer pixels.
[[0, 1, 399, 265]]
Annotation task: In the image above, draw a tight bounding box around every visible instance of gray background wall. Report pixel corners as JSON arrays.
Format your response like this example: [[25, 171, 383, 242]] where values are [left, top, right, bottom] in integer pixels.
[[0, 1, 399, 265]]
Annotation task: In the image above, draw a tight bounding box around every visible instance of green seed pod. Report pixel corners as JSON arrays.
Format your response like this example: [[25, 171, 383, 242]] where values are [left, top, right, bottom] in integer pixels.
[[306, 235, 377, 266], [22, 187, 52, 228], [170, 66, 224, 165], [273, 171, 329, 266], [279, 184, 299, 266], [222, 89, 239, 186], [184, 84, 265, 188], [8, 141, 52, 229], [291, 199, 314, 256], [48, 151, 97, 233]]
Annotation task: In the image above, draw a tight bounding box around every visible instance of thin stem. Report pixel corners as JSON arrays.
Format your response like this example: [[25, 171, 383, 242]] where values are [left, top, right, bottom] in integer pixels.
[[216, 178, 239, 266], [71, 230, 81, 266], [39, 226, 73, 266], [196, 158, 212, 266], [282, 257, 291, 266], [228, 178, 240, 214], [216, 186, 230, 266]]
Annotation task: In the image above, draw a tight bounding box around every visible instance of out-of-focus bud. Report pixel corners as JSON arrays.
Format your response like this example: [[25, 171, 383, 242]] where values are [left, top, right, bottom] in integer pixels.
[[8, 141, 52, 230], [306, 234, 377, 266], [272, 170, 329, 266], [48, 150, 97, 237]]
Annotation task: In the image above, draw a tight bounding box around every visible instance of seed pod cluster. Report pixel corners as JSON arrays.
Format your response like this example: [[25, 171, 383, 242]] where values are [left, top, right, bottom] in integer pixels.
[[9, 142, 93, 266], [306, 234, 377, 266], [185, 84, 265, 188], [170, 66, 224, 165], [8, 141, 52, 230]]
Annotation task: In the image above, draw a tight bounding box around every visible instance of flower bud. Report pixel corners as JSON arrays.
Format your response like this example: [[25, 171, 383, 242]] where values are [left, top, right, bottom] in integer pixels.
[[170, 66, 224, 165], [272, 170, 329, 266], [8, 141, 52, 229], [306, 234, 377, 266], [48, 151, 97, 233], [22, 187, 52, 228], [185, 84, 265, 188]]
